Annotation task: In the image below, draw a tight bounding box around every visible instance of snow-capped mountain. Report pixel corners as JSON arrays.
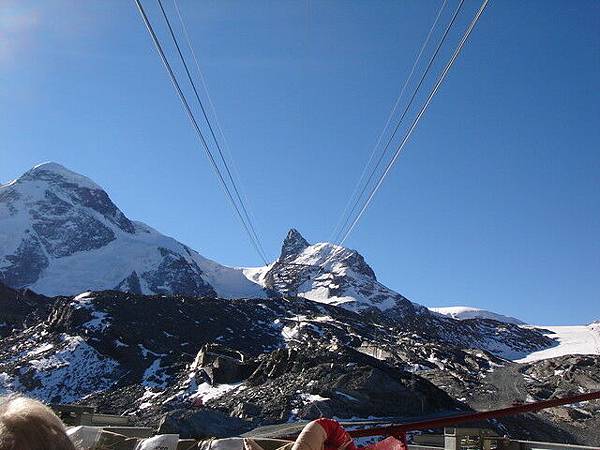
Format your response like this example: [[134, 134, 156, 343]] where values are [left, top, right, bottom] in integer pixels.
[[515, 323, 600, 363], [245, 229, 423, 315], [0, 163, 423, 314], [0, 163, 263, 298], [429, 306, 526, 325]]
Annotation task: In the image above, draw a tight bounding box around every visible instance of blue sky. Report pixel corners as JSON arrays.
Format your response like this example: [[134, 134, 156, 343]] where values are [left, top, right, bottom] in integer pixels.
[[1, 0, 598, 325]]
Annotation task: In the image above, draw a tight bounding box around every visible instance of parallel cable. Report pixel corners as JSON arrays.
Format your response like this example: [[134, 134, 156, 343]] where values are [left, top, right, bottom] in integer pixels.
[[333, 0, 465, 245], [171, 0, 267, 261], [133, 0, 269, 264], [338, 0, 490, 245], [156, 0, 269, 263], [329, 0, 448, 243]]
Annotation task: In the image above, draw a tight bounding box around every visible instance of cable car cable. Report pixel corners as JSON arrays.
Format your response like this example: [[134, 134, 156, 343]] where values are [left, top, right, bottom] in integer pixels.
[[339, 0, 490, 245], [171, 0, 268, 261], [156, 0, 269, 263], [333, 0, 466, 245], [329, 0, 448, 243], [133, 0, 269, 265]]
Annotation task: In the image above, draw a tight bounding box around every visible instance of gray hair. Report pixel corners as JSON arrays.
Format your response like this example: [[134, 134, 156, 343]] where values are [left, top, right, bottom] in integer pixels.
[[0, 395, 76, 450]]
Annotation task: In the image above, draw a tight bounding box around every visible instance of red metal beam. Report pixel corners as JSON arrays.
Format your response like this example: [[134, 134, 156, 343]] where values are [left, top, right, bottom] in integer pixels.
[[348, 391, 600, 437]]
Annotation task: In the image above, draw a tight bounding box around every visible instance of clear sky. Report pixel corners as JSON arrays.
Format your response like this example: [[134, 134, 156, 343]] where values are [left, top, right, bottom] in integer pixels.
[[1, 0, 598, 325]]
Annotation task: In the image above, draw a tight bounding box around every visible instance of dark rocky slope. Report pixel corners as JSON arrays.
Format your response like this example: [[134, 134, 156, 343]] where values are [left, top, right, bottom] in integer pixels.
[[1, 284, 597, 444]]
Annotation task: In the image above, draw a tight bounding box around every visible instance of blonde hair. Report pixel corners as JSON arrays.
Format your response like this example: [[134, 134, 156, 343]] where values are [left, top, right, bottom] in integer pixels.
[[0, 395, 76, 450]]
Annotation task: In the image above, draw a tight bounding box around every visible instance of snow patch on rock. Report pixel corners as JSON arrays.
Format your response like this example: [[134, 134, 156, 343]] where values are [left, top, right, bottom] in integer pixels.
[[9, 334, 119, 403]]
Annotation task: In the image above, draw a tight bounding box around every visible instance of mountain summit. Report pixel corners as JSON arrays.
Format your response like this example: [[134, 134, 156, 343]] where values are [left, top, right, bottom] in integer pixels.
[[0, 162, 263, 298], [279, 228, 309, 260], [250, 228, 417, 314]]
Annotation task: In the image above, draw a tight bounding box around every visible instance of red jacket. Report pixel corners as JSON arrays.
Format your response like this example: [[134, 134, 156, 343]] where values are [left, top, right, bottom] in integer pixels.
[[315, 418, 358, 450]]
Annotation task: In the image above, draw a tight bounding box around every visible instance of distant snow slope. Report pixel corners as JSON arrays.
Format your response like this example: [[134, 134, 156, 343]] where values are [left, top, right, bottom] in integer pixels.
[[429, 306, 525, 325], [427, 307, 600, 363], [516, 323, 600, 363]]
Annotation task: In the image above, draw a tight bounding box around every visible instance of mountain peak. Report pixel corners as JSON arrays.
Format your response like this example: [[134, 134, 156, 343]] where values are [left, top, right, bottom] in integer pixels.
[[1, 163, 267, 298], [30, 161, 70, 173], [279, 228, 310, 260], [19, 162, 102, 191]]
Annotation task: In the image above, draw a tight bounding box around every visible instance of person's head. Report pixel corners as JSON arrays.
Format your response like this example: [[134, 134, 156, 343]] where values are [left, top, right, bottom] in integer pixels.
[[0, 395, 76, 450]]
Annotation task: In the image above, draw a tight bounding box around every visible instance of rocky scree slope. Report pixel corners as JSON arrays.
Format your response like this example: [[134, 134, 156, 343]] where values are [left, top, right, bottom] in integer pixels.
[[1, 284, 594, 443]]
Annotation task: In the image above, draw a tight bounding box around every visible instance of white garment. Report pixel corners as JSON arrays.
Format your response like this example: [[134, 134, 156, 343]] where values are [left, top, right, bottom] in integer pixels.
[[66, 426, 102, 450], [209, 438, 246, 450], [135, 434, 180, 450]]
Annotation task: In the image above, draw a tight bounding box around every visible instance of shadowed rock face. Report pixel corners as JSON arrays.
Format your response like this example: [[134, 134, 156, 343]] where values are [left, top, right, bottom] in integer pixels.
[[279, 229, 309, 260], [0, 234, 49, 287], [20, 165, 135, 258], [115, 271, 142, 295], [212, 345, 460, 423], [0, 283, 51, 338], [30, 190, 117, 257], [141, 248, 216, 297], [0, 283, 574, 441], [19, 163, 135, 234], [523, 355, 600, 401]]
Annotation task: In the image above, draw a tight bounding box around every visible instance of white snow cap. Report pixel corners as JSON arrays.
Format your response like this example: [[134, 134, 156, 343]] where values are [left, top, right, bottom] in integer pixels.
[[429, 306, 525, 325], [22, 161, 103, 190]]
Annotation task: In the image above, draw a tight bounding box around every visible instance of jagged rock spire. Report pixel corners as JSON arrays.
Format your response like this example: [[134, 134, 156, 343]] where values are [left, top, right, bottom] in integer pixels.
[[279, 228, 309, 260]]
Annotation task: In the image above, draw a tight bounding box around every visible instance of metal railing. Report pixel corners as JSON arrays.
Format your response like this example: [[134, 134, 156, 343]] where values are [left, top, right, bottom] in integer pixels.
[[347, 391, 600, 438]]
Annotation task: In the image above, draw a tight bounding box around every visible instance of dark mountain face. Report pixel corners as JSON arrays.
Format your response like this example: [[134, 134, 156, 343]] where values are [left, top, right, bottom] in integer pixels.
[[210, 345, 460, 424], [279, 229, 310, 260], [0, 283, 51, 338], [2, 283, 595, 444], [18, 163, 135, 235]]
